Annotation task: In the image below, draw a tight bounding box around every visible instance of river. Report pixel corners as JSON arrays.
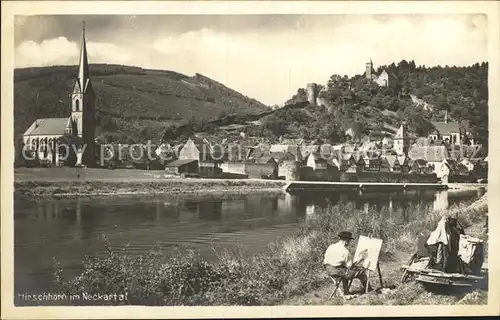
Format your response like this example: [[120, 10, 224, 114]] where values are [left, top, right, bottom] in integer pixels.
[[14, 188, 485, 305]]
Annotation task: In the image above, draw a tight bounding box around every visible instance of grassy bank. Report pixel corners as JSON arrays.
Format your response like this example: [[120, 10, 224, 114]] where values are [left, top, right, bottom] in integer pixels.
[[15, 179, 287, 200], [14, 168, 287, 199], [52, 193, 488, 306]]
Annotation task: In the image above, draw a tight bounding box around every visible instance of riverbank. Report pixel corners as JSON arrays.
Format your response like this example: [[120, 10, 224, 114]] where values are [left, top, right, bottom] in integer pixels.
[[52, 192, 488, 306], [14, 168, 486, 200], [15, 179, 287, 200], [14, 168, 287, 199], [284, 192, 488, 306]]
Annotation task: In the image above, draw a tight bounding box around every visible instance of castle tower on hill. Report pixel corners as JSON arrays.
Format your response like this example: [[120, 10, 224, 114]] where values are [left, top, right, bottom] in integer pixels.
[[365, 59, 389, 87], [366, 59, 373, 80]]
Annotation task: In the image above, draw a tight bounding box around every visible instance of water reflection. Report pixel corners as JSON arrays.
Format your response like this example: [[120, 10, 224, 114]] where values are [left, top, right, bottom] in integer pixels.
[[15, 188, 484, 299], [434, 190, 449, 211], [27, 189, 484, 230]]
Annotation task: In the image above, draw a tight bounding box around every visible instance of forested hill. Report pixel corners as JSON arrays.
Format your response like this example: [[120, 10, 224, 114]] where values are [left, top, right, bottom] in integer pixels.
[[279, 60, 488, 147], [14, 64, 270, 144]]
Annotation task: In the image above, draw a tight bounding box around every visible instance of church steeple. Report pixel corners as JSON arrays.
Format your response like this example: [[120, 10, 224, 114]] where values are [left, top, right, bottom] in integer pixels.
[[69, 21, 96, 167], [77, 21, 90, 93], [394, 121, 410, 156]]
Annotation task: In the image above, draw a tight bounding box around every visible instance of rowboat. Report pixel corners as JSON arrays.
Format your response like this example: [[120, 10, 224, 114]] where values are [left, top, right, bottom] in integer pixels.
[[400, 233, 485, 290]]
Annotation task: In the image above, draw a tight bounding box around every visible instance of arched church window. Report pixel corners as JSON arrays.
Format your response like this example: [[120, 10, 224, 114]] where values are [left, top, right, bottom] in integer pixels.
[[75, 99, 80, 111], [40, 139, 46, 152]]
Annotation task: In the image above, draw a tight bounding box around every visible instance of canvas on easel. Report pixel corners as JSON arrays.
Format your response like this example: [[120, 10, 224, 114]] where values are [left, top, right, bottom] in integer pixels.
[[353, 235, 383, 271], [352, 235, 384, 293]]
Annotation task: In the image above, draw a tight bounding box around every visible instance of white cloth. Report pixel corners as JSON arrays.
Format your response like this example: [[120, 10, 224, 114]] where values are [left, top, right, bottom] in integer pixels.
[[458, 235, 483, 264], [323, 241, 352, 267], [427, 216, 450, 246]]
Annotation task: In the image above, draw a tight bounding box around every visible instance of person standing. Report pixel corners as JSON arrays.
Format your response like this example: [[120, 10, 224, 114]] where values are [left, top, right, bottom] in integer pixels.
[[446, 217, 465, 273], [323, 231, 369, 294]]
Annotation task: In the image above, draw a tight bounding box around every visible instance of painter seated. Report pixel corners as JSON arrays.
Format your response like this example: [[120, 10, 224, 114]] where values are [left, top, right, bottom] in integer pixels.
[[323, 231, 370, 295]]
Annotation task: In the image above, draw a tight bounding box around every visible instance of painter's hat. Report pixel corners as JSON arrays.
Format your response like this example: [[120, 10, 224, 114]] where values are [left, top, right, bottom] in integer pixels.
[[338, 231, 354, 241]]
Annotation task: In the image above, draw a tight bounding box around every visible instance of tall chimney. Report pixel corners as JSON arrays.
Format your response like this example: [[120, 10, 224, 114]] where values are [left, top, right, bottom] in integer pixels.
[[444, 110, 448, 124]]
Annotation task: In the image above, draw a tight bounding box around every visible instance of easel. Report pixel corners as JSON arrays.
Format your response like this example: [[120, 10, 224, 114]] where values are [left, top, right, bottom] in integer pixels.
[[363, 262, 384, 293]]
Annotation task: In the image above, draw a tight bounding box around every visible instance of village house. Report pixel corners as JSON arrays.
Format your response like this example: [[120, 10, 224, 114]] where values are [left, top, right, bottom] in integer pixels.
[[397, 155, 411, 173], [221, 152, 278, 179], [223, 142, 254, 162], [176, 137, 224, 176], [410, 159, 433, 174], [317, 144, 343, 162], [278, 152, 301, 180], [246, 142, 271, 161], [359, 140, 378, 154], [408, 144, 449, 175], [413, 137, 431, 147], [340, 153, 358, 171], [155, 143, 184, 165], [380, 155, 401, 173], [251, 156, 279, 178], [23, 23, 96, 167], [299, 145, 319, 160], [270, 144, 302, 164], [345, 128, 356, 141], [381, 136, 393, 148], [460, 158, 475, 172], [164, 159, 199, 175], [304, 152, 341, 181], [362, 153, 382, 172], [434, 159, 469, 183], [353, 154, 366, 171], [444, 159, 470, 180]]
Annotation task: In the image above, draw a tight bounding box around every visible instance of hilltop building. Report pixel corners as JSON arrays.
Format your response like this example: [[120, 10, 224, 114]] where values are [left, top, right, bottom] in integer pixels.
[[23, 22, 96, 166], [366, 59, 389, 87]]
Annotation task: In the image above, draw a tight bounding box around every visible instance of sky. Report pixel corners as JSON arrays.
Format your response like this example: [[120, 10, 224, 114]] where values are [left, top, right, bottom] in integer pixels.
[[14, 14, 488, 105]]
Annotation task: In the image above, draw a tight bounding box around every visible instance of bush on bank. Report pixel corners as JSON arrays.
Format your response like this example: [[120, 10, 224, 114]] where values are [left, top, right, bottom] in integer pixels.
[[53, 196, 487, 306]]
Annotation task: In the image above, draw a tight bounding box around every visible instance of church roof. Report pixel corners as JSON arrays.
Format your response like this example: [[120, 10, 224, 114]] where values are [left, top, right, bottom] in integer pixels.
[[431, 121, 460, 135], [408, 145, 449, 162], [384, 155, 399, 168], [23, 117, 70, 136], [394, 123, 407, 140]]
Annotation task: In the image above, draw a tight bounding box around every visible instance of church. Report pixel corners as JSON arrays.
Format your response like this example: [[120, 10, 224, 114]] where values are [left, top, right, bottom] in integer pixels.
[[23, 23, 96, 167]]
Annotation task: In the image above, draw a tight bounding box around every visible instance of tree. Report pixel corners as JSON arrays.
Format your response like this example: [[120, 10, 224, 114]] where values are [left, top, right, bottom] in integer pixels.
[[56, 134, 84, 166], [263, 114, 288, 137], [216, 109, 229, 119]]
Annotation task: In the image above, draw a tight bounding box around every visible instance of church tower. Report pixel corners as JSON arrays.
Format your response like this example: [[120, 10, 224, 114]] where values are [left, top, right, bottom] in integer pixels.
[[70, 22, 95, 166], [365, 59, 373, 80], [394, 122, 410, 156]]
